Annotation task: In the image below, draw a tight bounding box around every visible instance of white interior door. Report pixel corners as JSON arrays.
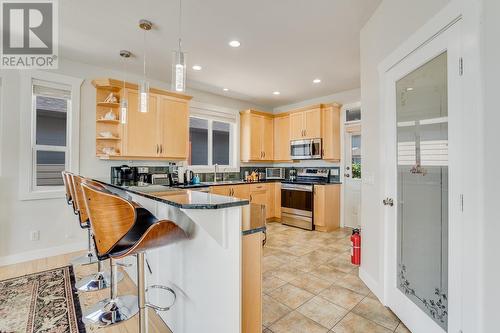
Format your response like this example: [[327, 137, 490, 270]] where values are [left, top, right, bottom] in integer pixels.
[[344, 129, 361, 228], [383, 21, 462, 333]]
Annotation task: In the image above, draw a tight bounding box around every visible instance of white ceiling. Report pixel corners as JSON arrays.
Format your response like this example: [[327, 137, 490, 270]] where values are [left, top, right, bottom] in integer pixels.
[[60, 0, 381, 107]]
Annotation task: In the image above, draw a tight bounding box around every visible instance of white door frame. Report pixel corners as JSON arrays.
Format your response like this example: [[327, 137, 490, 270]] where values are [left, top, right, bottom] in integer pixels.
[[340, 101, 361, 228], [379, 6, 463, 333]]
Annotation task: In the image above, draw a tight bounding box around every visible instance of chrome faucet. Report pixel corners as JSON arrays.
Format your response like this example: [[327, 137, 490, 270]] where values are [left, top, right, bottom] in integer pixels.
[[214, 164, 218, 182]]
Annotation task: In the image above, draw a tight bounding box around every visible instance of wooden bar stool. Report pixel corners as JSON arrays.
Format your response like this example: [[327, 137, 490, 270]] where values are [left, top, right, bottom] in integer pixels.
[[81, 182, 186, 331], [62, 171, 98, 267], [70, 175, 123, 292]]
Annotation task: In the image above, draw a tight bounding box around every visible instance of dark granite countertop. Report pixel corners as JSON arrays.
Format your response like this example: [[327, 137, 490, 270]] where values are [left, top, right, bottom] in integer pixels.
[[173, 179, 341, 189], [93, 178, 249, 210]]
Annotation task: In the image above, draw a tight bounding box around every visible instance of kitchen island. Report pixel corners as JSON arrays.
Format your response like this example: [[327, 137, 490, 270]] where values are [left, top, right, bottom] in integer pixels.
[[93, 179, 263, 333]]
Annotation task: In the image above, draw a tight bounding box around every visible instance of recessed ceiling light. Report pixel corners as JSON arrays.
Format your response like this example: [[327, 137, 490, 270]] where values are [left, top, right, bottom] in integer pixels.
[[313, 79, 321, 84], [273, 91, 281, 95], [192, 65, 202, 71], [229, 40, 241, 48], [223, 88, 229, 92], [406, 87, 414, 91]]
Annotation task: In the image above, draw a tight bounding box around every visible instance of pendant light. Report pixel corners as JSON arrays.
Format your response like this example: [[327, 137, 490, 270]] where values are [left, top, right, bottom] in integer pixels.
[[139, 19, 152, 113], [119, 50, 131, 124], [172, 0, 186, 92]]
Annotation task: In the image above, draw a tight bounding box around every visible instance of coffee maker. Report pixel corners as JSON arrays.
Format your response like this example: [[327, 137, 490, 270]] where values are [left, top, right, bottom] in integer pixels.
[[112, 165, 137, 181]]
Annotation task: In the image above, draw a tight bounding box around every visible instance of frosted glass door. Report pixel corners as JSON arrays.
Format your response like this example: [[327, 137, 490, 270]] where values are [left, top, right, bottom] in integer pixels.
[[396, 52, 448, 330]]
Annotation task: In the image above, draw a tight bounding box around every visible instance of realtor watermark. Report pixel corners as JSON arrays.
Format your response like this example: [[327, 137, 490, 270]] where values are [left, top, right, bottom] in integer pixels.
[[1, 0, 58, 69]]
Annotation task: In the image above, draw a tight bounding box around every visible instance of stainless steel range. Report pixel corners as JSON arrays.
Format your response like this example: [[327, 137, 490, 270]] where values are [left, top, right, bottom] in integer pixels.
[[281, 168, 330, 230]]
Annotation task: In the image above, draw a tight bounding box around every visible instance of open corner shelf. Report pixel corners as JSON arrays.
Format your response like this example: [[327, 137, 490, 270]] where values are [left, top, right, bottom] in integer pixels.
[[97, 102, 120, 108], [96, 119, 120, 124]]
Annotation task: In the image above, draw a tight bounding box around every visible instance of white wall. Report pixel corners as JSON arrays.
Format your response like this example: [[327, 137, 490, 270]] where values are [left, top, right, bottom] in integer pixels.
[[0, 58, 269, 263], [359, 0, 450, 300], [273, 88, 360, 113], [480, 0, 500, 331]]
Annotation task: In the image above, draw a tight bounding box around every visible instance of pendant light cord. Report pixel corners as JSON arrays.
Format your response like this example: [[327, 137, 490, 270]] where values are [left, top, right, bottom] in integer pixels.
[[143, 30, 147, 78], [178, 0, 182, 51]]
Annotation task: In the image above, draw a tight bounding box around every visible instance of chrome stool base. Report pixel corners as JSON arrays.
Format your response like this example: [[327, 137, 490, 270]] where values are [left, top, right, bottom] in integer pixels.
[[83, 295, 139, 327], [76, 271, 123, 292], [70, 252, 98, 266]]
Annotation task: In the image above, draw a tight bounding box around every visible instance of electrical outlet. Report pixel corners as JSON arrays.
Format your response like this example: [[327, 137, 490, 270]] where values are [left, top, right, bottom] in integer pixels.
[[30, 230, 40, 241]]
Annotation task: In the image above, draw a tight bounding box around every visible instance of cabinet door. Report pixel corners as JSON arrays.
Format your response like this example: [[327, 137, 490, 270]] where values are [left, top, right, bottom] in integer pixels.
[[210, 185, 231, 196], [242, 232, 262, 333], [322, 106, 341, 160], [250, 114, 263, 160], [274, 182, 281, 219], [304, 108, 322, 139], [313, 185, 326, 227], [262, 116, 274, 161], [232, 184, 250, 200], [274, 116, 290, 161], [124, 90, 159, 157], [159, 97, 189, 159], [289, 112, 304, 140]]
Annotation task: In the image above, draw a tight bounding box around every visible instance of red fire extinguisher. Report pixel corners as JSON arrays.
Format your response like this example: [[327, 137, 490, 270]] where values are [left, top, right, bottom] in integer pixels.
[[351, 228, 361, 266]]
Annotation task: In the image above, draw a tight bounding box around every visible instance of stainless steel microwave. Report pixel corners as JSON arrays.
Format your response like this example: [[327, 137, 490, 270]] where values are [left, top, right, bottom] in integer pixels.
[[290, 138, 322, 160]]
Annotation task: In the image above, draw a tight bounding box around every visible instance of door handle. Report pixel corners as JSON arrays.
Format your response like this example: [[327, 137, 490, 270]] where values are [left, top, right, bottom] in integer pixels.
[[383, 198, 394, 206], [344, 173, 350, 178]]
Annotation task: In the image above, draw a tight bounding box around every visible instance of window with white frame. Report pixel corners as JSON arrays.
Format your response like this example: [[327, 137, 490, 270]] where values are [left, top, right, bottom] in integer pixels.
[[33, 83, 70, 187], [20, 72, 81, 200], [188, 115, 235, 167]]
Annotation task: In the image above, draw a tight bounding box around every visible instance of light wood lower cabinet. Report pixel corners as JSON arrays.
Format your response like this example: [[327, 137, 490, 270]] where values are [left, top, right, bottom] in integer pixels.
[[250, 183, 273, 219], [242, 231, 263, 333], [209, 183, 277, 220], [313, 184, 340, 232], [209, 184, 250, 200]]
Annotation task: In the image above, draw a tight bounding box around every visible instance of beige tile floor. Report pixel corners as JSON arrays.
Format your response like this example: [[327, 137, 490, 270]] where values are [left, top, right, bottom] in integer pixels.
[[262, 222, 411, 333]]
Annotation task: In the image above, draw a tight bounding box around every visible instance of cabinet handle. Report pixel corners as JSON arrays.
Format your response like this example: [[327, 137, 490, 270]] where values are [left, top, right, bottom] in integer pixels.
[[263, 151, 265, 158], [156, 144, 159, 154], [160, 144, 163, 154], [250, 194, 253, 202]]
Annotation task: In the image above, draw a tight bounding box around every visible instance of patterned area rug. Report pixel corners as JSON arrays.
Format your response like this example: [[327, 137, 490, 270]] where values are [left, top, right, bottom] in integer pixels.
[[0, 266, 85, 333]]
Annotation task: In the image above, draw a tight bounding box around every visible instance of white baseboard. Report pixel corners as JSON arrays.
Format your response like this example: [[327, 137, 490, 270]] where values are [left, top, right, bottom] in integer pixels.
[[359, 266, 383, 302], [0, 242, 87, 267]]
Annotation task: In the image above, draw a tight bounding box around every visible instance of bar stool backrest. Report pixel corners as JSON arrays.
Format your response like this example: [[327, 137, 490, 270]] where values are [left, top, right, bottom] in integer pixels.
[[62, 171, 72, 203], [71, 174, 90, 223], [80, 182, 137, 256]]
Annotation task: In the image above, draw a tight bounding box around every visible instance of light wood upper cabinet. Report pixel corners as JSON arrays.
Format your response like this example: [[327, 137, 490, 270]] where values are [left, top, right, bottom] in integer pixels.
[[304, 107, 322, 139], [321, 104, 341, 161], [289, 107, 322, 140], [159, 96, 189, 159], [274, 115, 291, 161], [262, 116, 274, 160], [239, 103, 341, 162], [124, 92, 189, 159], [93, 78, 192, 160], [289, 112, 305, 140], [123, 90, 160, 157], [240, 110, 274, 162]]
